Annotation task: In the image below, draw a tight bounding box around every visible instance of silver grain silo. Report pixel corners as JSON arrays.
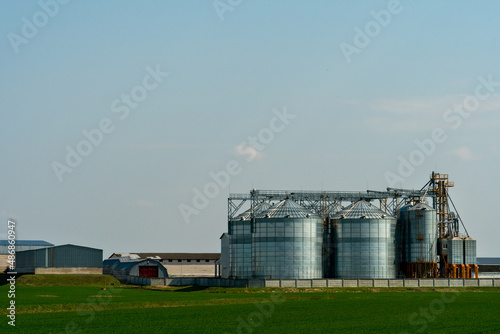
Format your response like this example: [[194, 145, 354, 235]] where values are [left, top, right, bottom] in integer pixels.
[[324, 202, 342, 278], [331, 200, 396, 279], [399, 202, 438, 278], [463, 237, 477, 278], [228, 202, 270, 279], [252, 199, 323, 279], [463, 237, 476, 265], [448, 237, 464, 264], [325, 202, 342, 217], [396, 202, 413, 271]]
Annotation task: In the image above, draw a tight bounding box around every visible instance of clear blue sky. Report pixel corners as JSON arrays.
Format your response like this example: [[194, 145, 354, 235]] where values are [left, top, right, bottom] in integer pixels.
[[1, 1, 499, 257]]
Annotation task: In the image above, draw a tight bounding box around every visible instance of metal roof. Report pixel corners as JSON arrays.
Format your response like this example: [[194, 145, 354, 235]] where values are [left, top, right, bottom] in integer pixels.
[[0, 240, 53, 246], [103, 258, 163, 271], [233, 202, 271, 220], [109, 253, 220, 261], [331, 200, 392, 219], [477, 257, 500, 265], [325, 202, 343, 216], [255, 199, 320, 219], [15, 244, 102, 254], [408, 202, 434, 211]]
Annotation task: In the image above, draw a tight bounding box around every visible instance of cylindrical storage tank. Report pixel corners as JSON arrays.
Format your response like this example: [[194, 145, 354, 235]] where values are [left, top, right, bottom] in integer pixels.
[[252, 199, 323, 279], [228, 202, 270, 279], [324, 202, 343, 278], [405, 202, 437, 263], [396, 203, 413, 266], [331, 200, 396, 279], [325, 202, 342, 217], [463, 237, 476, 264], [448, 237, 464, 264]]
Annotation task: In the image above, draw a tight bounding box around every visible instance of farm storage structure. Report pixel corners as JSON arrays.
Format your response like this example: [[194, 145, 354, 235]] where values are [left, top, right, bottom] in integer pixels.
[[331, 200, 397, 279], [397, 201, 438, 278], [103, 258, 168, 283], [0, 240, 55, 273], [464, 238, 476, 264], [220, 233, 230, 278], [0, 240, 54, 254], [15, 244, 103, 274], [228, 202, 270, 279], [252, 199, 323, 279], [109, 253, 219, 277], [325, 202, 343, 217], [447, 238, 464, 264]]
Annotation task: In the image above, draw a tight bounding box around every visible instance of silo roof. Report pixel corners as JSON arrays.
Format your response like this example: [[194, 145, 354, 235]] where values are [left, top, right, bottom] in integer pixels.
[[325, 202, 343, 216], [256, 199, 320, 219], [399, 203, 414, 212], [331, 200, 392, 219], [233, 202, 271, 220], [408, 202, 434, 211]]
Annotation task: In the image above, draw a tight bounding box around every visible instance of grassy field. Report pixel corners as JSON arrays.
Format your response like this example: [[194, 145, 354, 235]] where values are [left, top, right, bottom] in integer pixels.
[[1, 275, 499, 333]]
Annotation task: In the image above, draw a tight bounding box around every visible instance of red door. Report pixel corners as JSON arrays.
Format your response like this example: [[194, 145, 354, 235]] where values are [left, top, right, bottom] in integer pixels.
[[139, 266, 159, 278]]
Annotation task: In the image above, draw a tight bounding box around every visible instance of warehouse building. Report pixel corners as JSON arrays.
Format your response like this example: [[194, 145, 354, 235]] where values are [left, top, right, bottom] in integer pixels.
[[15, 244, 103, 274], [103, 258, 168, 283], [0, 240, 54, 272], [477, 257, 500, 278], [0, 240, 54, 254], [109, 253, 220, 277]]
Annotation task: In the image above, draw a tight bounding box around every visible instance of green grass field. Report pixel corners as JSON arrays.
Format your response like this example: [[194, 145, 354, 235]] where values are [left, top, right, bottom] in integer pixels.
[[1, 275, 499, 333]]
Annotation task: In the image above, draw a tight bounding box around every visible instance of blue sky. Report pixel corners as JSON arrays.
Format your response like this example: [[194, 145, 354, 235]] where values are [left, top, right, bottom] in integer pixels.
[[1, 0, 499, 257]]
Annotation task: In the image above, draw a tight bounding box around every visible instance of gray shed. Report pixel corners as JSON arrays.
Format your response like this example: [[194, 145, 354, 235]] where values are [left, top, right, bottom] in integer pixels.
[[15, 244, 103, 274], [0, 240, 54, 254], [103, 258, 168, 283]]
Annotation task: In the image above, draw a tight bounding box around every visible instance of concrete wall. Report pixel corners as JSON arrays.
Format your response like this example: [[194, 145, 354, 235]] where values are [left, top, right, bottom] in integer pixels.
[[128, 277, 500, 287], [127, 276, 248, 287], [162, 264, 216, 277], [34, 267, 103, 274]]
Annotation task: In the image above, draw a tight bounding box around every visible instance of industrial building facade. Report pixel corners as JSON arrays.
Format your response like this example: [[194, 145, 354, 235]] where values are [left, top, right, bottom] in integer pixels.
[[221, 172, 478, 280], [15, 244, 103, 274], [0, 240, 54, 273], [103, 258, 168, 283], [109, 253, 220, 277]]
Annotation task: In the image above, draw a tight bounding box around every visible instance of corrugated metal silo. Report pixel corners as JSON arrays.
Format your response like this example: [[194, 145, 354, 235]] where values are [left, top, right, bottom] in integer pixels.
[[396, 202, 413, 275], [464, 237, 476, 264], [399, 202, 438, 278], [252, 199, 323, 279], [228, 202, 270, 279], [331, 200, 396, 279], [448, 237, 464, 264], [463, 237, 477, 278], [324, 202, 342, 278]]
